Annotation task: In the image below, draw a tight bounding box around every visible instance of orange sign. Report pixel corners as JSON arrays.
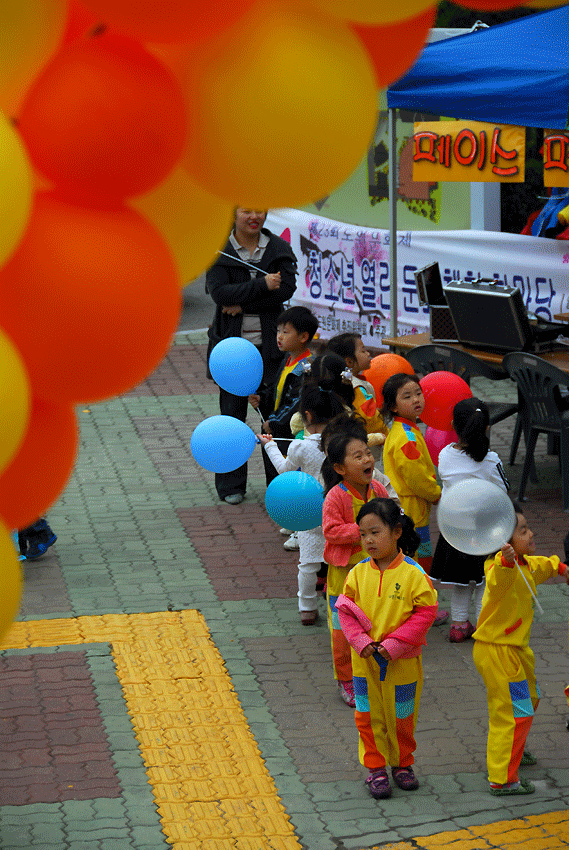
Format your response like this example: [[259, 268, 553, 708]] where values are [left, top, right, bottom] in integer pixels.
[[543, 130, 569, 187], [412, 121, 525, 183]]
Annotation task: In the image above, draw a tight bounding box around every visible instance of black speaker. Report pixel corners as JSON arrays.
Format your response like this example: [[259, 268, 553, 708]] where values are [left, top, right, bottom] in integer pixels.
[[430, 305, 459, 343]]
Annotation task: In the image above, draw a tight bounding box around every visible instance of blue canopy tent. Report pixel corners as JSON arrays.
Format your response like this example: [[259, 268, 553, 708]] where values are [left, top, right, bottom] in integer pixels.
[[384, 5, 569, 335]]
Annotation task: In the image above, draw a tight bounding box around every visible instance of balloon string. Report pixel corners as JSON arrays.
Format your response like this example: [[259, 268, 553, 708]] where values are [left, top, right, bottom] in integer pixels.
[[514, 556, 545, 615], [216, 250, 266, 275]]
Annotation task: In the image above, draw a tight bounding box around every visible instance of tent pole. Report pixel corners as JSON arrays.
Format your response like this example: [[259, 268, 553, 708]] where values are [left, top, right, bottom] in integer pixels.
[[388, 107, 398, 339]]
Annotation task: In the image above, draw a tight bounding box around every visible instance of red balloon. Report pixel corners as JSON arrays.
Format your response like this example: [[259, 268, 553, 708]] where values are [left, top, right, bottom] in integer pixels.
[[0, 192, 181, 404], [362, 353, 415, 406], [420, 372, 473, 430], [0, 396, 78, 529], [353, 5, 436, 88], [424, 426, 458, 467], [81, 0, 258, 43], [18, 32, 186, 201]]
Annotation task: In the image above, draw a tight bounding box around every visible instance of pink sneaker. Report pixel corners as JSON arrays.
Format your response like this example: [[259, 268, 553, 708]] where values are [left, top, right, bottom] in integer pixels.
[[338, 680, 355, 707], [449, 621, 475, 643], [433, 608, 449, 626]]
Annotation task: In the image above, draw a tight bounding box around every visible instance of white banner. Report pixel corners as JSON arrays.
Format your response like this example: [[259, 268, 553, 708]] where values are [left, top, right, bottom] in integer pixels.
[[266, 209, 569, 348]]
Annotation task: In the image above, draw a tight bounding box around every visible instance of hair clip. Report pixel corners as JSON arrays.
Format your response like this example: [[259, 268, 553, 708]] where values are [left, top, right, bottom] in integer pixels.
[[475, 408, 481, 412], [302, 361, 312, 375], [341, 367, 353, 382], [400, 508, 405, 515]]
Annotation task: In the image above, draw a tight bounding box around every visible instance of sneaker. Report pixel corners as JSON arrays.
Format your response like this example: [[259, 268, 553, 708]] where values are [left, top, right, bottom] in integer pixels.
[[520, 750, 537, 766], [489, 778, 535, 796], [224, 494, 243, 505], [25, 532, 57, 560], [391, 766, 419, 790], [449, 621, 475, 643], [280, 527, 293, 536], [433, 608, 449, 626], [283, 532, 299, 551], [366, 768, 392, 799], [338, 680, 355, 707]]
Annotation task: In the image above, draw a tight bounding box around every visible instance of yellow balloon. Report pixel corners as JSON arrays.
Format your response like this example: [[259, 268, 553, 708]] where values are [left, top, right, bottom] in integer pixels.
[[307, 0, 435, 25], [0, 327, 30, 474], [0, 0, 68, 117], [524, 0, 567, 6], [130, 167, 234, 286], [0, 113, 33, 269], [180, 0, 378, 208], [0, 519, 23, 643]]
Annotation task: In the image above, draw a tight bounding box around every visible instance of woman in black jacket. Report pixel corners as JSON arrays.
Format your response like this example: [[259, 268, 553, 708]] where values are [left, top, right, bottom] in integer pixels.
[[206, 208, 297, 503]]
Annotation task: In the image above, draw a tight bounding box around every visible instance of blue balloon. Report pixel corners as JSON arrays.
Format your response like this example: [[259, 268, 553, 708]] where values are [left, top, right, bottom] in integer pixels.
[[191, 415, 256, 473], [265, 471, 324, 532], [209, 337, 264, 396]]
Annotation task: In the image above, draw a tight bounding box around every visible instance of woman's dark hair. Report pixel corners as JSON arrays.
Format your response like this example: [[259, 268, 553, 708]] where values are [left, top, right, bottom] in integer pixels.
[[452, 397, 490, 463], [325, 332, 359, 362], [380, 373, 421, 421], [321, 413, 369, 493], [357, 498, 420, 557], [308, 352, 355, 408]]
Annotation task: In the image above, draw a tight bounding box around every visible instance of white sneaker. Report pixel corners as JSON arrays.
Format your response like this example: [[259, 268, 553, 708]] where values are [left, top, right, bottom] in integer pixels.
[[283, 532, 299, 551], [280, 527, 293, 536]]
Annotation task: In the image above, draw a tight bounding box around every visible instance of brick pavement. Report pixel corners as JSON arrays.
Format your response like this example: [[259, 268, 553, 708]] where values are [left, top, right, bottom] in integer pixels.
[[0, 330, 568, 850]]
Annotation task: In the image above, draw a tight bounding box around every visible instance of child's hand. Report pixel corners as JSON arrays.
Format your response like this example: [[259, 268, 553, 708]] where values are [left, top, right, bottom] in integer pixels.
[[361, 643, 376, 659], [262, 420, 273, 435], [374, 644, 391, 660], [249, 394, 260, 408], [258, 434, 272, 445], [368, 432, 386, 447], [501, 543, 516, 563]]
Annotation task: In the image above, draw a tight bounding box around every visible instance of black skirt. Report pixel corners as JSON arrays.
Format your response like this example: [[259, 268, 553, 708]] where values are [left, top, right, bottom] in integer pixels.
[[430, 533, 485, 586]]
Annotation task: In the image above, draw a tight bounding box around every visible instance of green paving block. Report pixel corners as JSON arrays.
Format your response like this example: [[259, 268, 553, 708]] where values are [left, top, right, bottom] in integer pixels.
[[30, 823, 67, 844], [90, 799, 129, 819], [128, 825, 171, 847], [125, 804, 163, 828], [61, 800, 97, 821]]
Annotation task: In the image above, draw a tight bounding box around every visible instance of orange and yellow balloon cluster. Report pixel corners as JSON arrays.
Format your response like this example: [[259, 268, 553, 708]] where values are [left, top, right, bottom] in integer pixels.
[[0, 0, 557, 634]]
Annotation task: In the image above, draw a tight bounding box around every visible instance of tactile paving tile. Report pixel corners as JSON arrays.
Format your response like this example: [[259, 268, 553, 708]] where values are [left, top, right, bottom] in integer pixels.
[[0, 610, 301, 849]]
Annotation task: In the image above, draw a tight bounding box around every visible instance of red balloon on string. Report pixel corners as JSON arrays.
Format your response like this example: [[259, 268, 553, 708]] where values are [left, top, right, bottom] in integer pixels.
[[0, 192, 181, 404], [18, 31, 186, 201], [81, 0, 257, 43], [424, 426, 458, 467], [353, 5, 436, 88], [0, 396, 78, 529], [420, 372, 472, 430], [362, 353, 415, 406]]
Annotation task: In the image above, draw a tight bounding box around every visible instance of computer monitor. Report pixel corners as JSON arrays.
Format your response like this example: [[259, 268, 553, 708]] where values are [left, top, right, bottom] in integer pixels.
[[414, 262, 446, 307], [444, 282, 534, 352]]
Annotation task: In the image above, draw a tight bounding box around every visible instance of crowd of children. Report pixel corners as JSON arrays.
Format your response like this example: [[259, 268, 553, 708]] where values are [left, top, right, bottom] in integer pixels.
[[208, 304, 569, 802]]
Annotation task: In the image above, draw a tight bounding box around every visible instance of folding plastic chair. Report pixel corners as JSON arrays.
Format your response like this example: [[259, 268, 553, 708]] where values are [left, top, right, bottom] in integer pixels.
[[502, 351, 569, 511]]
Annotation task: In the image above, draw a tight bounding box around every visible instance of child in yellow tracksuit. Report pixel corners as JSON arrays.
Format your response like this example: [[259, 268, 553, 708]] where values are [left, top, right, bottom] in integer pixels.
[[473, 503, 569, 795]]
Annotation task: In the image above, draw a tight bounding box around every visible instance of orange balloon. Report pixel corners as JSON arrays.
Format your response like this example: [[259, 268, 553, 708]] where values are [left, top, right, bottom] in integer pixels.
[[353, 6, 436, 88], [18, 31, 187, 201], [362, 353, 415, 406], [81, 0, 258, 43], [180, 0, 377, 208], [62, 1, 102, 43], [0, 396, 78, 529], [0, 193, 181, 404]]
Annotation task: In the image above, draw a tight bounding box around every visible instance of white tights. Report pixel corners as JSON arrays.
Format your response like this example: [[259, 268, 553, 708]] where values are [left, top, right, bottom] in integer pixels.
[[451, 581, 485, 625], [298, 561, 321, 612]]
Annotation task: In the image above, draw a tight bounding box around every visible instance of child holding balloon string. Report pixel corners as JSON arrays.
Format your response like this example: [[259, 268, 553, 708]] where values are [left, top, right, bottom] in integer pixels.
[[430, 398, 510, 643], [259, 363, 348, 625], [472, 502, 569, 795], [321, 415, 390, 707], [336, 497, 438, 799]]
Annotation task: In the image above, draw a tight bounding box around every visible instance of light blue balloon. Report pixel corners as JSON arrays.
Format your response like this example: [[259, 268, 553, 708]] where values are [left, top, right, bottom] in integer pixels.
[[209, 337, 264, 396], [265, 471, 324, 532], [191, 415, 256, 473]]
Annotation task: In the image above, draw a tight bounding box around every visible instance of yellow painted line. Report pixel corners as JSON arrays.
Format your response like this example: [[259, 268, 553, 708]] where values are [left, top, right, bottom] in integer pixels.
[[1, 611, 301, 850], [369, 810, 569, 849]]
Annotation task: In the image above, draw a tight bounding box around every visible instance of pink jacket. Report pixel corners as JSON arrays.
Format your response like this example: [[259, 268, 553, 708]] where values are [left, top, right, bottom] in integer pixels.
[[322, 479, 389, 567], [336, 593, 437, 659]]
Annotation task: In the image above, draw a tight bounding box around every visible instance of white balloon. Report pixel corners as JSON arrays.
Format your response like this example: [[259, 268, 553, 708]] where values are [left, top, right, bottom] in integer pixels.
[[437, 479, 516, 556]]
